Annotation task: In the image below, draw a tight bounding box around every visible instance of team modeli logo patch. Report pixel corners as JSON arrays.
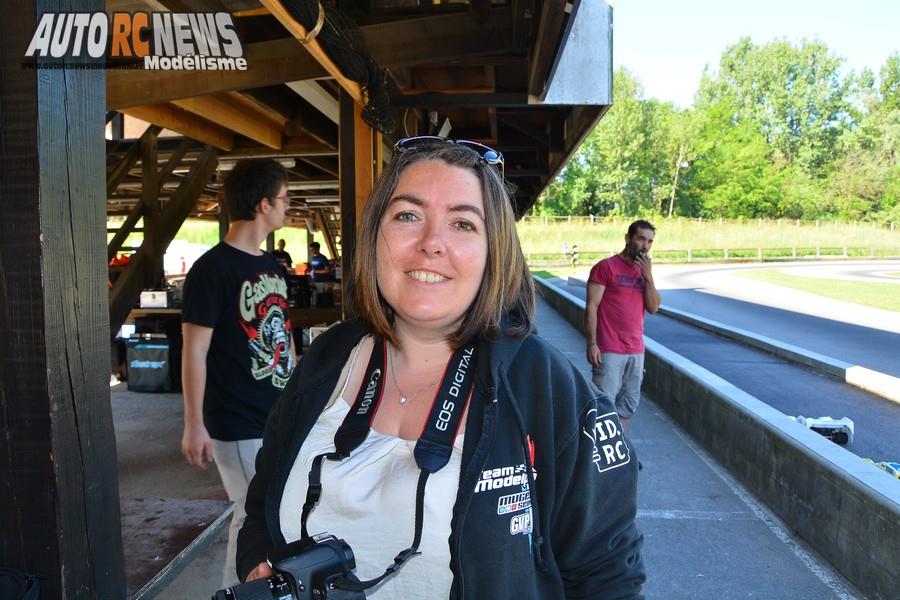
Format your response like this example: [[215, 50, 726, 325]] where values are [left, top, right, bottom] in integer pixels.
[[474, 464, 534, 494], [24, 12, 246, 71], [582, 409, 631, 473]]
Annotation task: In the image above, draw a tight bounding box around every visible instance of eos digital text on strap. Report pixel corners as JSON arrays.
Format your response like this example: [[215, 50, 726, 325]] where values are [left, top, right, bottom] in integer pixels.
[[301, 338, 476, 594]]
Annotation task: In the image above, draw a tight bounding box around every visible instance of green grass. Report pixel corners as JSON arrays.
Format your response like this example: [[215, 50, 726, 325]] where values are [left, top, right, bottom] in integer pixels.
[[531, 269, 569, 280], [109, 215, 900, 265], [516, 217, 900, 258], [734, 269, 900, 312]]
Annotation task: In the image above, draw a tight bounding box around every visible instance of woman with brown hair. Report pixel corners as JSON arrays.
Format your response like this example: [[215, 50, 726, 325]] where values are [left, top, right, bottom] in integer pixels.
[[235, 138, 645, 599]]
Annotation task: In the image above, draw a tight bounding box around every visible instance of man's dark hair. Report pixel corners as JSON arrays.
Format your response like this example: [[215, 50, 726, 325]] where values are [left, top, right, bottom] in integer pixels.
[[627, 219, 656, 237], [309, 241, 321, 252], [222, 158, 288, 221]]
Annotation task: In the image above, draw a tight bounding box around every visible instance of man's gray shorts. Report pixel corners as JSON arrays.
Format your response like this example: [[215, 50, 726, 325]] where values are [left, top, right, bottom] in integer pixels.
[[592, 352, 645, 419]]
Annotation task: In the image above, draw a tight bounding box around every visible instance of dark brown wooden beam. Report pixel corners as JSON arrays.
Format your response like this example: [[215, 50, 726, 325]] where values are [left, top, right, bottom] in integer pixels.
[[108, 38, 327, 110], [157, 139, 196, 187], [108, 202, 144, 262], [108, 11, 512, 110], [528, 0, 568, 97], [107, 125, 161, 196], [497, 114, 549, 146], [141, 133, 162, 290], [299, 156, 340, 178], [1, 1, 125, 597], [393, 92, 531, 108], [339, 90, 357, 319], [511, 0, 536, 52], [366, 9, 513, 69], [225, 137, 336, 158], [285, 99, 340, 148]]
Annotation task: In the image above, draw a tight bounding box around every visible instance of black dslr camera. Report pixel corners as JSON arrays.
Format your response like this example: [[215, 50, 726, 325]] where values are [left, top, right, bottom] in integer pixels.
[[213, 534, 365, 600]]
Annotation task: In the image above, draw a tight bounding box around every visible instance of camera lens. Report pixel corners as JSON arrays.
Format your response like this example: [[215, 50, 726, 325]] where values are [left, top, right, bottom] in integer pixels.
[[342, 542, 356, 570], [212, 574, 295, 600]]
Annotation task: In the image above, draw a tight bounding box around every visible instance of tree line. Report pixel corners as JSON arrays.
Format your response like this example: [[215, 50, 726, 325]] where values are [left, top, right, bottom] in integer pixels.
[[535, 38, 900, 222]]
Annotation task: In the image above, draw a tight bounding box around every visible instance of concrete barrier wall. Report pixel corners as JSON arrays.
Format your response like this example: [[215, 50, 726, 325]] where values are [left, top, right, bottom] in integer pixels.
[[535, 277, 900, 600]]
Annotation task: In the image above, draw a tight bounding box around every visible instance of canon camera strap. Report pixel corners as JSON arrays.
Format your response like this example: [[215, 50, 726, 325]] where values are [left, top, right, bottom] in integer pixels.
[[300, 337, 476, 591]]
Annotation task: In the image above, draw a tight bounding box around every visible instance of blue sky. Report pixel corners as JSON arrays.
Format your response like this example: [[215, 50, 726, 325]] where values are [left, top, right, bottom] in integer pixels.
[[612, 0, 900, 107]]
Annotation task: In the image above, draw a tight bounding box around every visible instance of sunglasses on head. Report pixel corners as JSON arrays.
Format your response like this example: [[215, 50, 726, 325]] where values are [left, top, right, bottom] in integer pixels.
[[393, 136, 504, 178]]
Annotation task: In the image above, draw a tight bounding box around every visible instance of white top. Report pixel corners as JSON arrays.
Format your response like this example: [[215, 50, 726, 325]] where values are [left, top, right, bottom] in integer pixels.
[[280, 338, 464, 599]]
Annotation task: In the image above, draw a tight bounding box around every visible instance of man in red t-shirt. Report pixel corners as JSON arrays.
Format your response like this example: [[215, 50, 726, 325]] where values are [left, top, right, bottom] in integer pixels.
[[584, 220, 661, 433]]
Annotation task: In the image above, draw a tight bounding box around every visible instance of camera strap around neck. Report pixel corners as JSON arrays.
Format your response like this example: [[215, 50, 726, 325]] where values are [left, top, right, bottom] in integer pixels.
[[300, 337, 476, 591]]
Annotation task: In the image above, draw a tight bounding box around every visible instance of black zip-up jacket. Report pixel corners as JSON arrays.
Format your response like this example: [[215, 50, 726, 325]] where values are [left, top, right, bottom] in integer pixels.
[[237, 319, 645, 599]]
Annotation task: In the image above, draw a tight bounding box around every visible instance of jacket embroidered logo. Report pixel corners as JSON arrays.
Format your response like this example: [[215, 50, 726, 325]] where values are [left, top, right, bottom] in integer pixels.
[[474, 463, 532, 493], [497, 490, 531, 515], [509, 511, 533, 536], [582, 409, 631, 473]]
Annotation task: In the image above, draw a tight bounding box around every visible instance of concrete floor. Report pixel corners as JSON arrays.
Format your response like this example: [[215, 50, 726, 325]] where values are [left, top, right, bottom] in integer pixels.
[[114, 292, 863, 599], [113, 384, 229, 599]]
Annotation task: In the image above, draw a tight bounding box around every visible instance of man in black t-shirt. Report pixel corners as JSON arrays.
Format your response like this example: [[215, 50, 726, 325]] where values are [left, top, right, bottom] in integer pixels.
[[272, 238, 292, 273], [181, 158, 295, 586]]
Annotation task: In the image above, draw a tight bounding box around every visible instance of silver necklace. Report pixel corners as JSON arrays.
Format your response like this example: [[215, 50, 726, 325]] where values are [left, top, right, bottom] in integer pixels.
[[389, 343, 439, 405]]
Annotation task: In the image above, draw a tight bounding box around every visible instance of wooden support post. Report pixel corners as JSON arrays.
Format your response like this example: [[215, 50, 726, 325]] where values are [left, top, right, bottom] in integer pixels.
[[0, 1, 125, 597], [108, 202, 144, 262], [107, 125, 162, 196], [339, 91, 358, 318], [314, 209, 337, 260], [109, 148, 218, 337], [157, 138, 194, 188], [141, 132, 162, 289], [353, 107, 377, 226]]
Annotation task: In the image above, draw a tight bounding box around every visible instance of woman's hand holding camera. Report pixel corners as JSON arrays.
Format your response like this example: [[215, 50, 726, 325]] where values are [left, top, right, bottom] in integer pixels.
[[246, 561, 274, 582]]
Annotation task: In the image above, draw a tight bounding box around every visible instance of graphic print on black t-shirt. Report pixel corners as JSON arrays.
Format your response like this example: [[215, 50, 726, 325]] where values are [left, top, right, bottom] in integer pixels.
[[237, 273, 292, 389]]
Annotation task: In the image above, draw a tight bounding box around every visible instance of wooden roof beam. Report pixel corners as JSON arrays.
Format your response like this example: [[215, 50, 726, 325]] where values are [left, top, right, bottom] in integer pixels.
[[108, 38, 327, 110], [259, 0, 364, 103], [528, 0, 569, 97], [393, 93, 530, 108], [224, 136, 335, 158], [108, 11, 513, 110], [366, 9, 513, 69], [171, 95, 283, 149], [121, 105, 235, 150]]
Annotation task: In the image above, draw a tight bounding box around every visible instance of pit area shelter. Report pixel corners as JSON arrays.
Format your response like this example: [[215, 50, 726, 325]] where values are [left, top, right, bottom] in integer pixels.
[[0, 1, 612, 597]]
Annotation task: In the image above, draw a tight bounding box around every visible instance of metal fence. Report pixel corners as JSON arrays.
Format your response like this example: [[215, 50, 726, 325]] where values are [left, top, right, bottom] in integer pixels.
[[526, 246, 900, 267], [519, 215, 898, 231]]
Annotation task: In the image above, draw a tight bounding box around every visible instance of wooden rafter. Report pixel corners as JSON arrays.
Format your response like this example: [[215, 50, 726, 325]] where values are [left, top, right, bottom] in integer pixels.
[[528, 0, 569, 97], [107, 11, 512, 110], [171, 96, 283, 149], [393, 93, 530, 108], [107, 125, 162, 196], [108, 202, 143, 262], [258, 0, 364, 103], [157, 139, 196, 187], [122, 104, 235, 150], [511, 0, 536, 52], [498, 114, 549, 146], [108, 38, 327, 110], [366, 10, 512, 69]]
